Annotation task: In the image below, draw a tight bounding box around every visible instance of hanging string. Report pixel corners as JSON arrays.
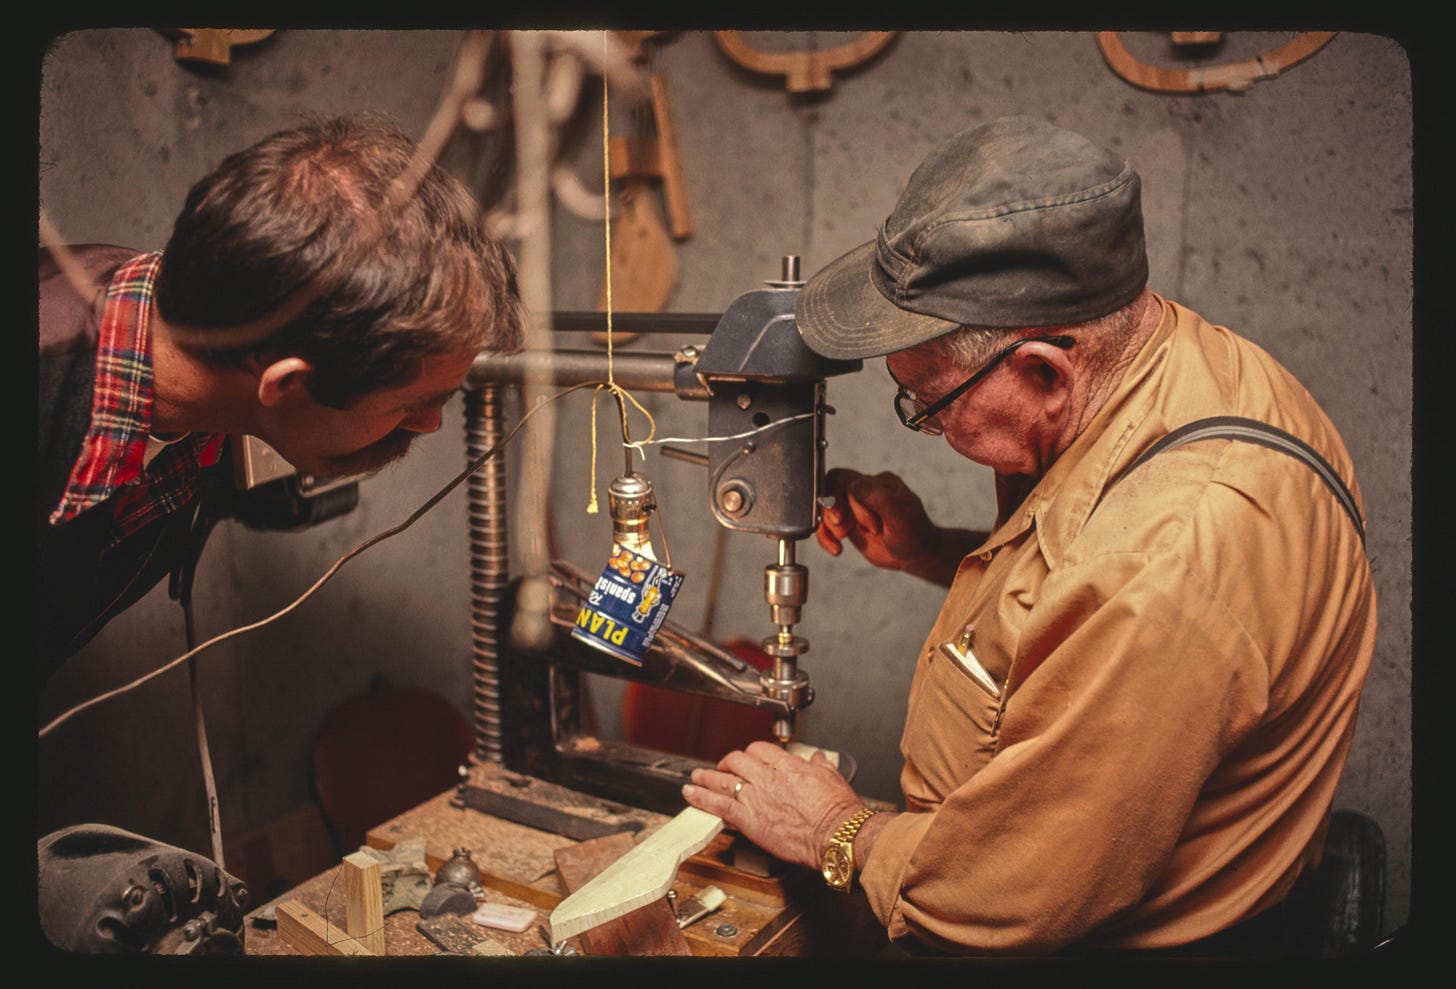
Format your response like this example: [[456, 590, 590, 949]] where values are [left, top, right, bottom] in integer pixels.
[[601, 31, 615, 389], [586, 29, 657, 514]]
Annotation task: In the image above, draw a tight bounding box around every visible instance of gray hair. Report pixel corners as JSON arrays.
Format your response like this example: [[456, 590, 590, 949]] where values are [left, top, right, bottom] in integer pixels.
[[941, 292, 1145, 376]]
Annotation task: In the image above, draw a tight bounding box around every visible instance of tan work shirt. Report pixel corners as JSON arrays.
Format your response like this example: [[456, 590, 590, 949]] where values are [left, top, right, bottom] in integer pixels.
[[858, 295, 1377, 954]]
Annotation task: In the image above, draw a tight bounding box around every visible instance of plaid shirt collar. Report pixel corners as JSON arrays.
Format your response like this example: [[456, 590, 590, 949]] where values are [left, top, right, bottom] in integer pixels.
[[49, 251, 224, 542]]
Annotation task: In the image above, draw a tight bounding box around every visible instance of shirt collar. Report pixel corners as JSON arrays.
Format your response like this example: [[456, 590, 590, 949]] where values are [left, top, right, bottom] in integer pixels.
[[964, 295, 1177, 567], [1030, 294, 1177, 568], [49, 252, 222, 524]]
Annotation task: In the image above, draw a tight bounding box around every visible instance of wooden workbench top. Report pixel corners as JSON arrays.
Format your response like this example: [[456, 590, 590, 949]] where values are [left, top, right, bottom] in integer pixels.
[[242, 760, 877, 959]]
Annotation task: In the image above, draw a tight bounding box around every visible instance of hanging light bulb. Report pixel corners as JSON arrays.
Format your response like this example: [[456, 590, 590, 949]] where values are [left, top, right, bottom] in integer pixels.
[[571, 471, 684, 666], [608, 473, 657, 561]]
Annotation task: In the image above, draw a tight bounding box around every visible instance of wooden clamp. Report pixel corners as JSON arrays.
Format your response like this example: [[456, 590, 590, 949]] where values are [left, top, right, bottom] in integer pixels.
[[714, 31, 896, 93], [1096, 31, 1337, 94]]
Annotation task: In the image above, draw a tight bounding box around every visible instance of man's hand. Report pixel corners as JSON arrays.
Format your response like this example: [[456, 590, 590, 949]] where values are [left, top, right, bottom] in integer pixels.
[[816, 468, 978, 586], [681, 741, 864, 870]]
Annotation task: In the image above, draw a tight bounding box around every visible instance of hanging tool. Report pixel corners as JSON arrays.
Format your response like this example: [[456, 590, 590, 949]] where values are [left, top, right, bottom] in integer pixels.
[[714, 31, 896, 93], [158, 28, 276, 65], [1096, 31, 1337, 94], [596, 37, 693, 340]]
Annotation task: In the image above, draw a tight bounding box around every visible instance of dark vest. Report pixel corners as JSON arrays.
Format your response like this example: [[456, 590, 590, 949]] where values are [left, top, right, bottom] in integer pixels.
[[37, 245, 226, 678]]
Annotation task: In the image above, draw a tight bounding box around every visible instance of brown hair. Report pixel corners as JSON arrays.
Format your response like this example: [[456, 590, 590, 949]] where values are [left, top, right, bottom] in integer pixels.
[[154, 112, 524, 408]]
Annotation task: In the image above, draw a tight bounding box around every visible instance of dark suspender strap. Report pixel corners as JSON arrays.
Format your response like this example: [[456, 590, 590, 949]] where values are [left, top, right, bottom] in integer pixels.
[[1111, 416, 1365, 547]]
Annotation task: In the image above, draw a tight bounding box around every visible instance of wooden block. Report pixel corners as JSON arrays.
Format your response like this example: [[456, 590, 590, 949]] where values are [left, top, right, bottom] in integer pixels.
[[552, 831, 692, 956], [342, 852, 386, 955], [275, 900, 374, 956]]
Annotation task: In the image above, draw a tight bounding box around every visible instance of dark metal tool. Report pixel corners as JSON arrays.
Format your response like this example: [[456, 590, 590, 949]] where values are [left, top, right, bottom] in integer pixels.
[[451, 784, 645, 842]]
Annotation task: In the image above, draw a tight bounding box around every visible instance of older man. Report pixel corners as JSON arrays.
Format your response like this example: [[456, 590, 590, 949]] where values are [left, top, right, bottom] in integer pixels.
[[681, 115, 1375, 957]]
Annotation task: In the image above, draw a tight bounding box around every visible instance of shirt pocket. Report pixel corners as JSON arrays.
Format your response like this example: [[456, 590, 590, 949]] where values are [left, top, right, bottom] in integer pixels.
[[902, 632, 1006, 791]]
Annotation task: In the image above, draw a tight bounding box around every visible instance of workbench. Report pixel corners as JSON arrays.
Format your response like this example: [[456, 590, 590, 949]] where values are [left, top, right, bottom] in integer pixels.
[[243, 760, 886, 959]]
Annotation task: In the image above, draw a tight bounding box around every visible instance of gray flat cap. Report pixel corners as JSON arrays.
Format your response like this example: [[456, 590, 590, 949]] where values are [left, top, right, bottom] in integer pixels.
[[796, 115, 1149, 359]]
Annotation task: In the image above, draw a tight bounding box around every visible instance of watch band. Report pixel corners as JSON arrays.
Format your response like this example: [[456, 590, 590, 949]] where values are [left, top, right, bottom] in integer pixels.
[[821, 807, 877, 892]]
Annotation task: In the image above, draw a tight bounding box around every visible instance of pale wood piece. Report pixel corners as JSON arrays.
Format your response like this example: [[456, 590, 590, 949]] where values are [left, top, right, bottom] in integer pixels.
[[549, 806, 724, 944], [342, 851, 386, 955], [785, 740, 839, 768], [275, 900, 374, 956], [554, 831, 692, 955]]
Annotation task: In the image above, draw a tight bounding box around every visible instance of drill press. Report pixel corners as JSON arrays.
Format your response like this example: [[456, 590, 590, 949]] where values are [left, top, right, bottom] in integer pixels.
[[466, 256, 861, 814]]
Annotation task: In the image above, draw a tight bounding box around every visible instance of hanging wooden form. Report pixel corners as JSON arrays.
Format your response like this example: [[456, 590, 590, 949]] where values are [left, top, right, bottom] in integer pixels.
[[1096, 32, 1336, 94], [594, 72, 684, 332], [605, 74, 693, 243], [159, 29, 276, 65], [596, 40, 694, 340], [714, 31, 896, 93]]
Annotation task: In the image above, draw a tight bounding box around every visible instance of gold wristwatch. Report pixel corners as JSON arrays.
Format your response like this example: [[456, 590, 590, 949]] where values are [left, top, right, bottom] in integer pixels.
[[821, 807, 877, 892]]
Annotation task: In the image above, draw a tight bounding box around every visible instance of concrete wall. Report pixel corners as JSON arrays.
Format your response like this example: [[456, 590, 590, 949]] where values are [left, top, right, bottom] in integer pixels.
[[36, 29, 1414, 940]]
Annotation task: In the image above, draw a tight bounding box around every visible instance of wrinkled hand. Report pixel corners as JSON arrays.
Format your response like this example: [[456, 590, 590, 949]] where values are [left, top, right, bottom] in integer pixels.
[[681, 741, 862, 870], [816, 468, 940, 574]]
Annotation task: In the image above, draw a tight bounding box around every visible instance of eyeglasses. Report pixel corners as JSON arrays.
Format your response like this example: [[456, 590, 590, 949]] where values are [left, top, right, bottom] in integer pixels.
[[893, 335, 1075, 435]]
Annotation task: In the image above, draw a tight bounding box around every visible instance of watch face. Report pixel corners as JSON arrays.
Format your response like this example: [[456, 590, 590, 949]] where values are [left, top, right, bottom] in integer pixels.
[[822, 843, 853, 889]]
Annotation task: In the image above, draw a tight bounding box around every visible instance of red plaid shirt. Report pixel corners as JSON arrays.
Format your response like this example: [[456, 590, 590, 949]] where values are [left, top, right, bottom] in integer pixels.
[[48, 251, 225, 547]]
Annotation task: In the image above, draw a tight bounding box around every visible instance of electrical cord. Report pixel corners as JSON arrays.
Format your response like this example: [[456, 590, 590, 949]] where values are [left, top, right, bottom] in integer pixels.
[[38, 381, 827, 742], [38, 379, 598, 741]]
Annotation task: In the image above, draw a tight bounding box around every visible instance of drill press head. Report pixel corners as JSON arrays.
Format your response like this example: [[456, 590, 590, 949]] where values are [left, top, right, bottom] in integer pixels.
[[693, 258, 862, 739]]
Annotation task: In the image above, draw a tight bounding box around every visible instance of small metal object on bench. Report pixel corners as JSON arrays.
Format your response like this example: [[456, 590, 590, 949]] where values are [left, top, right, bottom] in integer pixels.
[[417, 912, 487, 955], [675, 885, 726, 930]]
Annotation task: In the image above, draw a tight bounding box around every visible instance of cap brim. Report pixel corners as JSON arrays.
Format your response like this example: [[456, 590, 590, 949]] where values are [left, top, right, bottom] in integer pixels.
[[795, 240, 958, 360]]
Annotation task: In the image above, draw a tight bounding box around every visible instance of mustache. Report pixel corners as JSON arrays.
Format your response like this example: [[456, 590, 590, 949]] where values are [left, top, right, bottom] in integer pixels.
[[321, 429, 417, 476]]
